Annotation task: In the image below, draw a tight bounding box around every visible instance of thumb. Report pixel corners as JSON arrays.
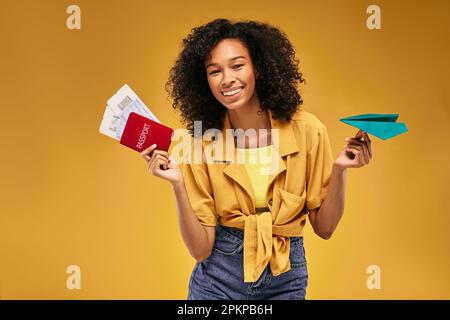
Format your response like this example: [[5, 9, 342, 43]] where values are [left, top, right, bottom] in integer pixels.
[[355, 129, 364, 139]]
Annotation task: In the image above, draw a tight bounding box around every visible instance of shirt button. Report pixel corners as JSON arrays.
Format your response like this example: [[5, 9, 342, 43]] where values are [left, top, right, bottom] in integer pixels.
[[268, 199, 273, 206]]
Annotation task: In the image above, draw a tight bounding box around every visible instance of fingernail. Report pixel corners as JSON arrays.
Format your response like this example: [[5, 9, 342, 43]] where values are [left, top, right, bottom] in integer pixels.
[[152, 144, 157, 147]]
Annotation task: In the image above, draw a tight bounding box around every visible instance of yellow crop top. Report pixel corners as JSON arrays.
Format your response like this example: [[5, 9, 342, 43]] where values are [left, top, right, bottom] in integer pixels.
[[236, 144, 273, 208]]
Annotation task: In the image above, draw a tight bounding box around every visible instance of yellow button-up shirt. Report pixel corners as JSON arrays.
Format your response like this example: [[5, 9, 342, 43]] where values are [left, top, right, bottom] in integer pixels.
[[181, 108, 334, 282]]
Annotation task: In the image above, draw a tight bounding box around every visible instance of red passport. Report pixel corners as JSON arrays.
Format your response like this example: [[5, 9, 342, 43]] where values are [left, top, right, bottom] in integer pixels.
[[119, 112, 174, 152]]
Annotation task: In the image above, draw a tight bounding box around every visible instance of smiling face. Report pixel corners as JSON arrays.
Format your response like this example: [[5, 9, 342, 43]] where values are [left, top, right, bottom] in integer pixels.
[[204, 38, 259, 111]]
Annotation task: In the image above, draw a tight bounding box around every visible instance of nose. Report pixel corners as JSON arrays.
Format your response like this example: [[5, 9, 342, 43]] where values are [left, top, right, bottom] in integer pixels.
[[221, 69, 236, 88]]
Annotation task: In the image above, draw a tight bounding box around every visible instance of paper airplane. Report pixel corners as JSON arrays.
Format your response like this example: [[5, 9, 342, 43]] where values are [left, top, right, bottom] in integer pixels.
[[340, 113, 408, 140]]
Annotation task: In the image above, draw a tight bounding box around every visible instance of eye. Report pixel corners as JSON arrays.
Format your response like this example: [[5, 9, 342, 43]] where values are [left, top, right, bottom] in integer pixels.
[[233, 64, 244, 69], [209, 70, 220, 75]]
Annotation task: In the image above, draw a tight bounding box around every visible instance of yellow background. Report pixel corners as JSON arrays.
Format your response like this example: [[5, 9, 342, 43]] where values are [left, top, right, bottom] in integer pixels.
[[1, 0, 449, 299]]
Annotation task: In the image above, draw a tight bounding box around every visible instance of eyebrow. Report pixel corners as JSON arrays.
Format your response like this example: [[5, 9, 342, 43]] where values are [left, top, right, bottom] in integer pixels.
[[205, 56, 247, 69]]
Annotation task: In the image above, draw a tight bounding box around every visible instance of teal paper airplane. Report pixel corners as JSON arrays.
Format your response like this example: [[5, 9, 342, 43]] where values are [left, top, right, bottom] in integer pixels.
[[340, 113, 408, 140]]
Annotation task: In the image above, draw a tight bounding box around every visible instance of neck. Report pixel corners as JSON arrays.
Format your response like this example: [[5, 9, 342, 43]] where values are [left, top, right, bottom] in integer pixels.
[[227, 100, 272, 148], [228, 102, 270, 132]]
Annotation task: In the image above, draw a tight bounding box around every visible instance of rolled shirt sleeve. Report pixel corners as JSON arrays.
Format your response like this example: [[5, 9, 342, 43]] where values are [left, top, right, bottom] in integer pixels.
[[181, 144, 217, 227]]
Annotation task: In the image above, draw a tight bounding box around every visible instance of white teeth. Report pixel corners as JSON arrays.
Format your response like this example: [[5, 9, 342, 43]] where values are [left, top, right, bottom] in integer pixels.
[[222, 88, 242, 96]]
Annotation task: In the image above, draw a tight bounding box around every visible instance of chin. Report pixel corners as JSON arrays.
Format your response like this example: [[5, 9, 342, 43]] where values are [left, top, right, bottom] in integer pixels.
[[221, 100, 247, 111]]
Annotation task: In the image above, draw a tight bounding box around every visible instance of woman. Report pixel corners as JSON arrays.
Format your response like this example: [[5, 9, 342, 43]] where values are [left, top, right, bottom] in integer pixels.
[[140, 19, 372, 300]]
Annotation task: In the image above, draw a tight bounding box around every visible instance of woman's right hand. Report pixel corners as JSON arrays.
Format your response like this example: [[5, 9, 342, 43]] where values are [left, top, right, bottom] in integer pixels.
[[140, 144, 183, 186]]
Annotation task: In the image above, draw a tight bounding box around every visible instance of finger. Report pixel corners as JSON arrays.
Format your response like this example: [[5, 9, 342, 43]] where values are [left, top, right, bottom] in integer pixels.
[[345, 137, 364, 144], [150, 158, 163, 175], [347, 148, 362, 168], [347, 143, 368, 163], [148, 154, 164, 173], [345, 147, 360, 167], [349, 137, 371, 160], [346, 142, 363, 149], [346, 146, 366, 165], [352, 150, 362, 168], [152, 150, 170, 160], [157, 157, 170, 172], [148, 155, 162, 173], [154, 153, 169, 164], [154, 154, 169, 170], [141, 145, 157, 163], [150, 149, 170, 165], [346, 139, 371, 161], [356, 144, 368, 164], [155, 158, 166, 173], [155, 154, 170, 169], [363, 141, 371, 163], [360, 144, 370, 165], [140, 143, 157, 157], [346, 143, 364, 157], [142, 154, 150, 163], [346, 146, 361, 153], [363, 132, 372, 158], [355, 130, 363, 139], [149, 147, 161, 164], [148, 157, 155, 174], [151, 158, 161, 176]]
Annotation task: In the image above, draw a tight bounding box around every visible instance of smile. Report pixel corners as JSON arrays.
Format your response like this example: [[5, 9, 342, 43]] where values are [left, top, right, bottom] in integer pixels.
[[221, 86, 244, 97]]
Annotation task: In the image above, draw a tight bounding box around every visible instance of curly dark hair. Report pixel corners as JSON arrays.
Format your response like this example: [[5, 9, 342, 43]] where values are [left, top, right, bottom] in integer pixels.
[[165, 18, 306, 137]]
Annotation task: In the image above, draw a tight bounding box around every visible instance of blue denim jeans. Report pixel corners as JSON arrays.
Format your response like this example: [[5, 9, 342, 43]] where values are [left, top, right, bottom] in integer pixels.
[[187, 224, 308, 300]]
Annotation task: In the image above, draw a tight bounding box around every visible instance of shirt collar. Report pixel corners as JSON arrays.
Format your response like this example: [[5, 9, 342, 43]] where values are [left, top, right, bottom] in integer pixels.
[[220, 108, 299, 157]]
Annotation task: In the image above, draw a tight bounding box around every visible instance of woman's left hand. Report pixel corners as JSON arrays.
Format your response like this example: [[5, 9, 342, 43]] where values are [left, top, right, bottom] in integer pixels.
[[334, 130, 372, 169]]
